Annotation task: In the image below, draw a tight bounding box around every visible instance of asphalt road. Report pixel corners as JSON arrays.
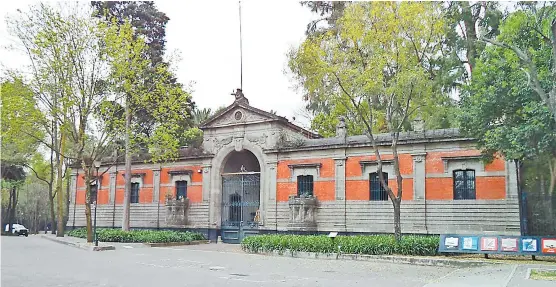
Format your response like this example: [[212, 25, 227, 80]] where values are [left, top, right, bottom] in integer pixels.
[[1, 236, 554, 287]]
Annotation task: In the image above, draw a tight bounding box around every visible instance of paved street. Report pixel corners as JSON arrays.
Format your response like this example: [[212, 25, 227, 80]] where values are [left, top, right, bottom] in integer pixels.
[[1, 236, 555, 287]]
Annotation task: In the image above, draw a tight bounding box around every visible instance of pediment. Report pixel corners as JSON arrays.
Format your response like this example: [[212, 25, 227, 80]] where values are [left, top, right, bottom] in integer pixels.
[[200, 103, 282, 129]]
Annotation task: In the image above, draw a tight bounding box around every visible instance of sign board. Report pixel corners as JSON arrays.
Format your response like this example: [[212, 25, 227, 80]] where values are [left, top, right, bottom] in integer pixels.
[[542, 238, 556, 254], [439, 235, 556, 257]]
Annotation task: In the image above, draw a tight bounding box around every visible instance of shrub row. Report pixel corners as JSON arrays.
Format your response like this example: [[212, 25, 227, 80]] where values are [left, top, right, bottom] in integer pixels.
[[67, 228, 205, 243], [241, 234, 439, 256]]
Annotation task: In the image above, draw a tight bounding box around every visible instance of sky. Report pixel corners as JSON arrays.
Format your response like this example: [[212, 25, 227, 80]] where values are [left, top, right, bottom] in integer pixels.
[[0, 1, 317, 128]]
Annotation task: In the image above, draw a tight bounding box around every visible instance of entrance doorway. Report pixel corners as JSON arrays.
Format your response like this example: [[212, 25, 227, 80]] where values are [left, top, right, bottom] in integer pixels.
[[220, 150, 261, 243]]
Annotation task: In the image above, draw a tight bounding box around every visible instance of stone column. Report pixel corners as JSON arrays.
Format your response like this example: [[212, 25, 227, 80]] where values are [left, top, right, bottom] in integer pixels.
[[506, 160, 519, 200], [412, 152, 427, 233], [202, 164, 212, 202], [333, 157, 347, 200], [266, 161, 278, 228], [109, 171, 117, 204], [70, 171, 78, 204], [152, 168, 161, 203], [412, 153, 426, 200]]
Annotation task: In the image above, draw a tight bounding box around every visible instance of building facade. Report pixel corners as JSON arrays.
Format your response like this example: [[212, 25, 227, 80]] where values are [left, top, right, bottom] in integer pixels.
[[68, 91, 520, 243]]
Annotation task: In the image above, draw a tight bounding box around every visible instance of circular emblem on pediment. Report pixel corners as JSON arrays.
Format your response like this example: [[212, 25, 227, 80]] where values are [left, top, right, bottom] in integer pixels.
[[234, 110, 243, 121]]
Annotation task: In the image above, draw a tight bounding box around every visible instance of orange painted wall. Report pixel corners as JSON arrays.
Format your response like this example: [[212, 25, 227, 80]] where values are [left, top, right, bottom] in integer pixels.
[[76, 165, 204, 205], [425, 151, 505, 174], [426, 177, 506, 200]]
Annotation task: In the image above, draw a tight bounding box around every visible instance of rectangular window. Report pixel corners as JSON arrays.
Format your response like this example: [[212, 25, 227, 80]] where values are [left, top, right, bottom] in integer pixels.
[[297, 175, 314, 197], [89, 184, 98, 204], [369, 172, 389, 201], [131, 182, 140, 203], [453, 169, 476, 200], [176, 181, 188, 200]]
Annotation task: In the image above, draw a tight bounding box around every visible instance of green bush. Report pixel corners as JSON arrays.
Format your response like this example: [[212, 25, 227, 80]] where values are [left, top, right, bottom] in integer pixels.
[[241, 234, 439, 256], [67, 228, 205, 243]]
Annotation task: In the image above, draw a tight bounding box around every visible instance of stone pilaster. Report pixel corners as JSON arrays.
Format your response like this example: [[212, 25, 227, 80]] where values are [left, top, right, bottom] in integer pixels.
[[202, 164, 212, 202], [333, 157, 347, 200], [412, 153, 426, 200], [267, 161, 278, 200], [153, 168, 161, 203], [109, 171, 117, 204], [70, 171, 78, 203]]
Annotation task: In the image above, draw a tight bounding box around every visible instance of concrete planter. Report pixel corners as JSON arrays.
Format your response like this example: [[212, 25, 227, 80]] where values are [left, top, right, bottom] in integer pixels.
[[165, 198, 189, 227], [288, 195, 317, 230]]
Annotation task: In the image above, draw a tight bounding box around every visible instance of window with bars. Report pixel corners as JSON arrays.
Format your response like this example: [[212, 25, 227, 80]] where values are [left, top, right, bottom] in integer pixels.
[[297, 175, 314, 197], [453, 169, 476, 200], [369, 172, 389, 201], [175, 181, 187, 200], [131, 182, 140, 203], [89, 184, 98, 204]]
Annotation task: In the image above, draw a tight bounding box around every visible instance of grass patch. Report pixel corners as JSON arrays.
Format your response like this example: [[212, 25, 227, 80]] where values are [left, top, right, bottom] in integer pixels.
[[241, 234, 439, 256], [530, 269, 556, 281], [67, 228, 205, 243]]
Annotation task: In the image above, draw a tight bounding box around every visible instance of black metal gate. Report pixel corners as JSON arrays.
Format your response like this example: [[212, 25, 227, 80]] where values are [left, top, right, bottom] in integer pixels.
[[221, 173, 260, 243]]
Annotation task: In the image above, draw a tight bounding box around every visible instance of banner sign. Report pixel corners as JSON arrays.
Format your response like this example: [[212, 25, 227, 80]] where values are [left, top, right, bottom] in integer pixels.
[[439, 235, 556, 256]]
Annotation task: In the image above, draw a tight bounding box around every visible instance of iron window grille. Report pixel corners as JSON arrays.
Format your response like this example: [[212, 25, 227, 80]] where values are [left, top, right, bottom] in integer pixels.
[[453, 169, 476, 200], [89, 184, 98, 204], [131, 182, 140, 203], [175, 180, 188, 200], [369, 172, 389, 201], [297, 175, 314, 197]]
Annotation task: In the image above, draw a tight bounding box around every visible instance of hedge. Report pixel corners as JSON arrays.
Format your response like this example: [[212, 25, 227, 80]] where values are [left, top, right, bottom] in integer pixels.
[[67, 228, 205, 243], [241, 234, 439, 256]]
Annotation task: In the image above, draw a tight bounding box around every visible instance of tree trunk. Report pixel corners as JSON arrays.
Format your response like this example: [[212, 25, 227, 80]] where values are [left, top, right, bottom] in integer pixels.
[[9, 186, 17, 233], [122, 96, 132, 231], [392, 199, 402, 242], [55, 131, 66, 237], [84, 172, 93, 243], [48, 183, 56, 235], [6, 188, 13, 233], [65, 170, 70, 229]]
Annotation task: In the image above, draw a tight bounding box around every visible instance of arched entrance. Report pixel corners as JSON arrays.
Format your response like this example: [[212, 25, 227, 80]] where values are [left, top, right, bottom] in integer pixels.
[[220, 150, 261, 243]]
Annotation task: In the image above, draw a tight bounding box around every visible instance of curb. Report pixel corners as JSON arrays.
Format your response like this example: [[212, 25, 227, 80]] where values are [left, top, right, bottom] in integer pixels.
[[143, 240, 210, 247], [247, 250, 496, 268], [41, 235, 115, 251]]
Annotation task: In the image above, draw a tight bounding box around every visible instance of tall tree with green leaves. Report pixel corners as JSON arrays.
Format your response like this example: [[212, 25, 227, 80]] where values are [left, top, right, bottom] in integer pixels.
[[298, 1, 461, 136], [289, 2, 445, 240], [461, 4, 556, 192], [91, 1, 195, 142], [102, 19, 193, 231], [6, 3, 126, 239], [0, 78, 42, 232], [478, 3, 556, 124]]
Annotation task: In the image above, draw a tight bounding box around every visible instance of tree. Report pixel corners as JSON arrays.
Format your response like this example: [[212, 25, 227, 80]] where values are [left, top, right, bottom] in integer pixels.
[[440, 2, 502, 85], [478, 3, 556, 125], [102, 19, 193, 230], [191, 107, 213, 126], [1, 78, 42, 233], [91, 1, 195, 142], [6, 3, 124, 239], [289, 2, 445, 240], [460, 8, 556, 193], [298, 1, 460, 136]]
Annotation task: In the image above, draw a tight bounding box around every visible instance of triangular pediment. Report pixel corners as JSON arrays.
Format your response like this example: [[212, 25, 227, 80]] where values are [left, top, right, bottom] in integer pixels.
[[200, 103, 283, 129]]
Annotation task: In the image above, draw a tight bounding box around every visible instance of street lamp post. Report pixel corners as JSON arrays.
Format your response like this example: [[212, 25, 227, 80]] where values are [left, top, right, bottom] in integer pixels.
[[93, 160, 101, 247]]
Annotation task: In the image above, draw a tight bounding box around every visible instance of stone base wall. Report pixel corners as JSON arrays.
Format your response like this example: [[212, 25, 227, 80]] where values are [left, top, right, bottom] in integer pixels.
[[264, 199, 520, 235], [68, 202, 209, 229], [68, 200, 519, 236]]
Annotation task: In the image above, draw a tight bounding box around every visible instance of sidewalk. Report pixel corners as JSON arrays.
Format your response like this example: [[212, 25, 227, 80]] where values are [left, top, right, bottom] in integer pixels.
[[40, 234, 115, 251]]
